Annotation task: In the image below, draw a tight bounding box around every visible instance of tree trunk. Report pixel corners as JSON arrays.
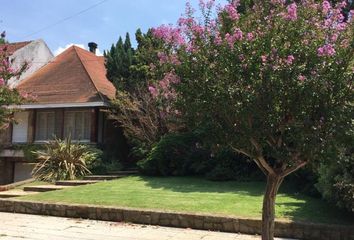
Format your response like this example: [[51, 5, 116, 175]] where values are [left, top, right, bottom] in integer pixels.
[[261, 174, 284, 240]]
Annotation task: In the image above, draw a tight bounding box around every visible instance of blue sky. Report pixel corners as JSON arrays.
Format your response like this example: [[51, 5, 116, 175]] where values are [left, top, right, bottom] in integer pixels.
[[1, 0, 226, 55]]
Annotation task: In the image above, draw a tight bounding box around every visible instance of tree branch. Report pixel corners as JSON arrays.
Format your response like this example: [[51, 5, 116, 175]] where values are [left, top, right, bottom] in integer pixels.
[[280, 161, 308, 178]]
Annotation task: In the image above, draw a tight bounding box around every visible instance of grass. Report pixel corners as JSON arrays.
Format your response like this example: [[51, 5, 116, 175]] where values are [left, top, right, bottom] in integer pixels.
[[18, 176, 353, 225]]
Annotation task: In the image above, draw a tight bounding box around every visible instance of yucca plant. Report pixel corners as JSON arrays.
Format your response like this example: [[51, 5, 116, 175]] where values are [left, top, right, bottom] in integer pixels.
[[32, 136, 99, 182]]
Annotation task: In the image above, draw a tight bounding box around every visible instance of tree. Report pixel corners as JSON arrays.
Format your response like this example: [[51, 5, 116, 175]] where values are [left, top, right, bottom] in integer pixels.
[[107, 29, 175, 155], [152, 1, 353, 239], [104, 33, 134, 91], [0, 32, 27, 130]]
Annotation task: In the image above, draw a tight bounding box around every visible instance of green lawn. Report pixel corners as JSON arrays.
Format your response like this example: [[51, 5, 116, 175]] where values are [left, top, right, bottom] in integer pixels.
[[18, 176, 353, 225]]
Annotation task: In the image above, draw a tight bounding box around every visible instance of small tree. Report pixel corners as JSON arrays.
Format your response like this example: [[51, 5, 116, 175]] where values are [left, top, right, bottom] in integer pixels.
[[108, 29, 179, 153], [0, 32, 27, 130], [152, 1, 353, 239]]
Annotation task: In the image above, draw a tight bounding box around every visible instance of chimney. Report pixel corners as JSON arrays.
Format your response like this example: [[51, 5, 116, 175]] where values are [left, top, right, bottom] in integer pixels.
[[88, 42, 98, 54]]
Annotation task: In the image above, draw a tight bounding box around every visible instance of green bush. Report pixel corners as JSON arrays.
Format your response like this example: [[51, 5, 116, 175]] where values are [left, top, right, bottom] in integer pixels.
[[138, 133, 262, 181], [138, 132, 210, 176], [316, 147, 354, 214], [206, 148, 263, 181], [32, 137, 101, 182]]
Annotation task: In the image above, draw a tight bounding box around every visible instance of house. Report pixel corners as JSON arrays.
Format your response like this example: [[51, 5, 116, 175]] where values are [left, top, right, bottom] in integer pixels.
[[0, 43, 124, 185], [3, 39, 54, 87]]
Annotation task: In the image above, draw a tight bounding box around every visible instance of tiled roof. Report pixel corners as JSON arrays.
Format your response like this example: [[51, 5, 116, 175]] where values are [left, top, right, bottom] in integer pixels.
[[0, 41, 32, 55], [17, 46, 116, 104]]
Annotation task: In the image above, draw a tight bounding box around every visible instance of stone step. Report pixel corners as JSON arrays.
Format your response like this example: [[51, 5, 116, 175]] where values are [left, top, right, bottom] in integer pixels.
[[55, 180, 100, 186], [106, 170, 139, 175], [83, 175, 123, 181], [23, 185, 71, 192], [0, 190, 38, 198]]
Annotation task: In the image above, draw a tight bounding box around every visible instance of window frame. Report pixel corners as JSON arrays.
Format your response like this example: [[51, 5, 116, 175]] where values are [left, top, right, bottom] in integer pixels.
[[63, 109, 92, 142], [34, 110, 56, 143]]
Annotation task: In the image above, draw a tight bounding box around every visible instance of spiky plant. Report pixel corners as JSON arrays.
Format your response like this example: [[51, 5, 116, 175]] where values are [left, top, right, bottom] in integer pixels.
[[32, 136, 98, 181]]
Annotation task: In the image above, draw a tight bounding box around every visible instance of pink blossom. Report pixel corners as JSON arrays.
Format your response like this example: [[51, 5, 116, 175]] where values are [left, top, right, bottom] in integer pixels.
[[157, 52, 169, 64], [225, 33, 235, 48], [298, 75, 306, 82], [148, 86, 158, 98], [214, 32, 222, 45], [330, 33, 338, 42], [224, 4, 240, 21], [233, 28, 243, 40], [239, 54, 245, 62], [170, 54, 181, 65], [0, 78, 4, 86], [286, 3, 298, 21], [261, 55, 267, 63], [322, 1, 331, 15], [246, 32, 254, 41], [317, 44, 336, 56], [192, 25, 204, 35], [336, 22, 346, 31], [152, 25, 185, 46], [286, 55, 295, 65]]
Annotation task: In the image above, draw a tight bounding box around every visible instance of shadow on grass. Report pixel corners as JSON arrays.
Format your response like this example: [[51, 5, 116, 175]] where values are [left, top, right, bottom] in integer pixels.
[[139, 175, 265, 196], [275, 201, 354, 225], [138, 176, 354, 225]]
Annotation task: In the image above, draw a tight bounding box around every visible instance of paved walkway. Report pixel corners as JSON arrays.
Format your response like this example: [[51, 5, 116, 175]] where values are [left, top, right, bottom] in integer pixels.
[[0, 212, 293, 240]]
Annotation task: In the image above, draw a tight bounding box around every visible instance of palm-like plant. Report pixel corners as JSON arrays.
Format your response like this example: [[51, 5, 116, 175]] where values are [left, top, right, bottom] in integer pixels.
[[32, 136, 98, 181]]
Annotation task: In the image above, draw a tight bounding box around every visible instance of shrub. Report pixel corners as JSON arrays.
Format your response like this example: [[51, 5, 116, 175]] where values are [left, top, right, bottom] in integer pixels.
[[138, 132, 210, 176], [32, 137, 101, 181], [316, 147, 354, 214], [206, 148, 263, 181]]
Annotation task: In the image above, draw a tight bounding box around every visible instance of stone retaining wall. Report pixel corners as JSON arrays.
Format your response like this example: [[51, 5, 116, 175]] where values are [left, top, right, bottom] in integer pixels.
[[0, 199, 352, 240]]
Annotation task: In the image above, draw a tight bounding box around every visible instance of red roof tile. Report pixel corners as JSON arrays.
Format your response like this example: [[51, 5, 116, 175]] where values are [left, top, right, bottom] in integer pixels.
[[17, 46, 116, 104]]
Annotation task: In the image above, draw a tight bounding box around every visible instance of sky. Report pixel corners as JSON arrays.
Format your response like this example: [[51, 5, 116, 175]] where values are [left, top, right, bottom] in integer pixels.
[[1, 0, 227, 56]]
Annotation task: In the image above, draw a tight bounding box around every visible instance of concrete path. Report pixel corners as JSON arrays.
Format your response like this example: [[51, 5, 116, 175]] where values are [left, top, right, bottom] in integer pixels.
[[0, 212, 294, 240]]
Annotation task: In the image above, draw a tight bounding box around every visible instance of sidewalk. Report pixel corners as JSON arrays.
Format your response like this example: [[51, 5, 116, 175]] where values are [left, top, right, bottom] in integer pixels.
[[0, 212, 294, 240]]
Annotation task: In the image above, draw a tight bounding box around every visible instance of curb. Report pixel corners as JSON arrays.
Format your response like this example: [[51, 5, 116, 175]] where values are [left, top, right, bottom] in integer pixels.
[[0, 199, 352, 240]]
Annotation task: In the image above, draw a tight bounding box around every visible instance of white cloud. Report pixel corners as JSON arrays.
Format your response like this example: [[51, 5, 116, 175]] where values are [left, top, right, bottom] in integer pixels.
[[54, 43, 103, 56], [54, 43, 85, 56]]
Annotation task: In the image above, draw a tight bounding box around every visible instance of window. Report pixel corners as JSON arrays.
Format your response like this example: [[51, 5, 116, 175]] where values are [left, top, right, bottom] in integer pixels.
[[64, 110, 91, 141], [35, 111, 55, 141]]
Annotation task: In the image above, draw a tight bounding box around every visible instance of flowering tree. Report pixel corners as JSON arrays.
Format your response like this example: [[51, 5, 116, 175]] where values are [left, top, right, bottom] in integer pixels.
[[0, 34, 27, 130], [152, 1, 354, 239]]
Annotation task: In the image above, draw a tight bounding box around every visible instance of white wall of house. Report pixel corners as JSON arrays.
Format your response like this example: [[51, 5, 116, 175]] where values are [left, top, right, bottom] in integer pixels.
[[8, 39, 54, 87], [12, 111, 29, 143]]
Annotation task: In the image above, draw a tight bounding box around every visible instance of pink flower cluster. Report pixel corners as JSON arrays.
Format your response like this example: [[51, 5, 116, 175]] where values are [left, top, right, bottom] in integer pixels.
[[149, 72, 180, 100], [322, 1, 331, 15], [225, 28, 243, 48], [152, 25, 185, 46], [286, 3, 298, 21], [317, 44, 336, 56], [224, 3, 240, 21], [157, 52, 181, 65], [286, 55, 295, 65]]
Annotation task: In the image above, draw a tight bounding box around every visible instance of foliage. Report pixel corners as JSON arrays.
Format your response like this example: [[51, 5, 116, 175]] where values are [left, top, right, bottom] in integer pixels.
[[32, 137, 101, 182], [108, 29, 175, 158], [0, 32, 27, 131], [104, 33, 135, 91], [316, 146, 354, 213], [152, 1, 353, 239], [138, 132, 210, 176], [206, 147, 263, 181]]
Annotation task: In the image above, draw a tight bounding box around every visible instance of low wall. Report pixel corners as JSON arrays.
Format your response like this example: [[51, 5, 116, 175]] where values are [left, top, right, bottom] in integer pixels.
[[0, 199, 352, 240], [0, 178, 35, 192]]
